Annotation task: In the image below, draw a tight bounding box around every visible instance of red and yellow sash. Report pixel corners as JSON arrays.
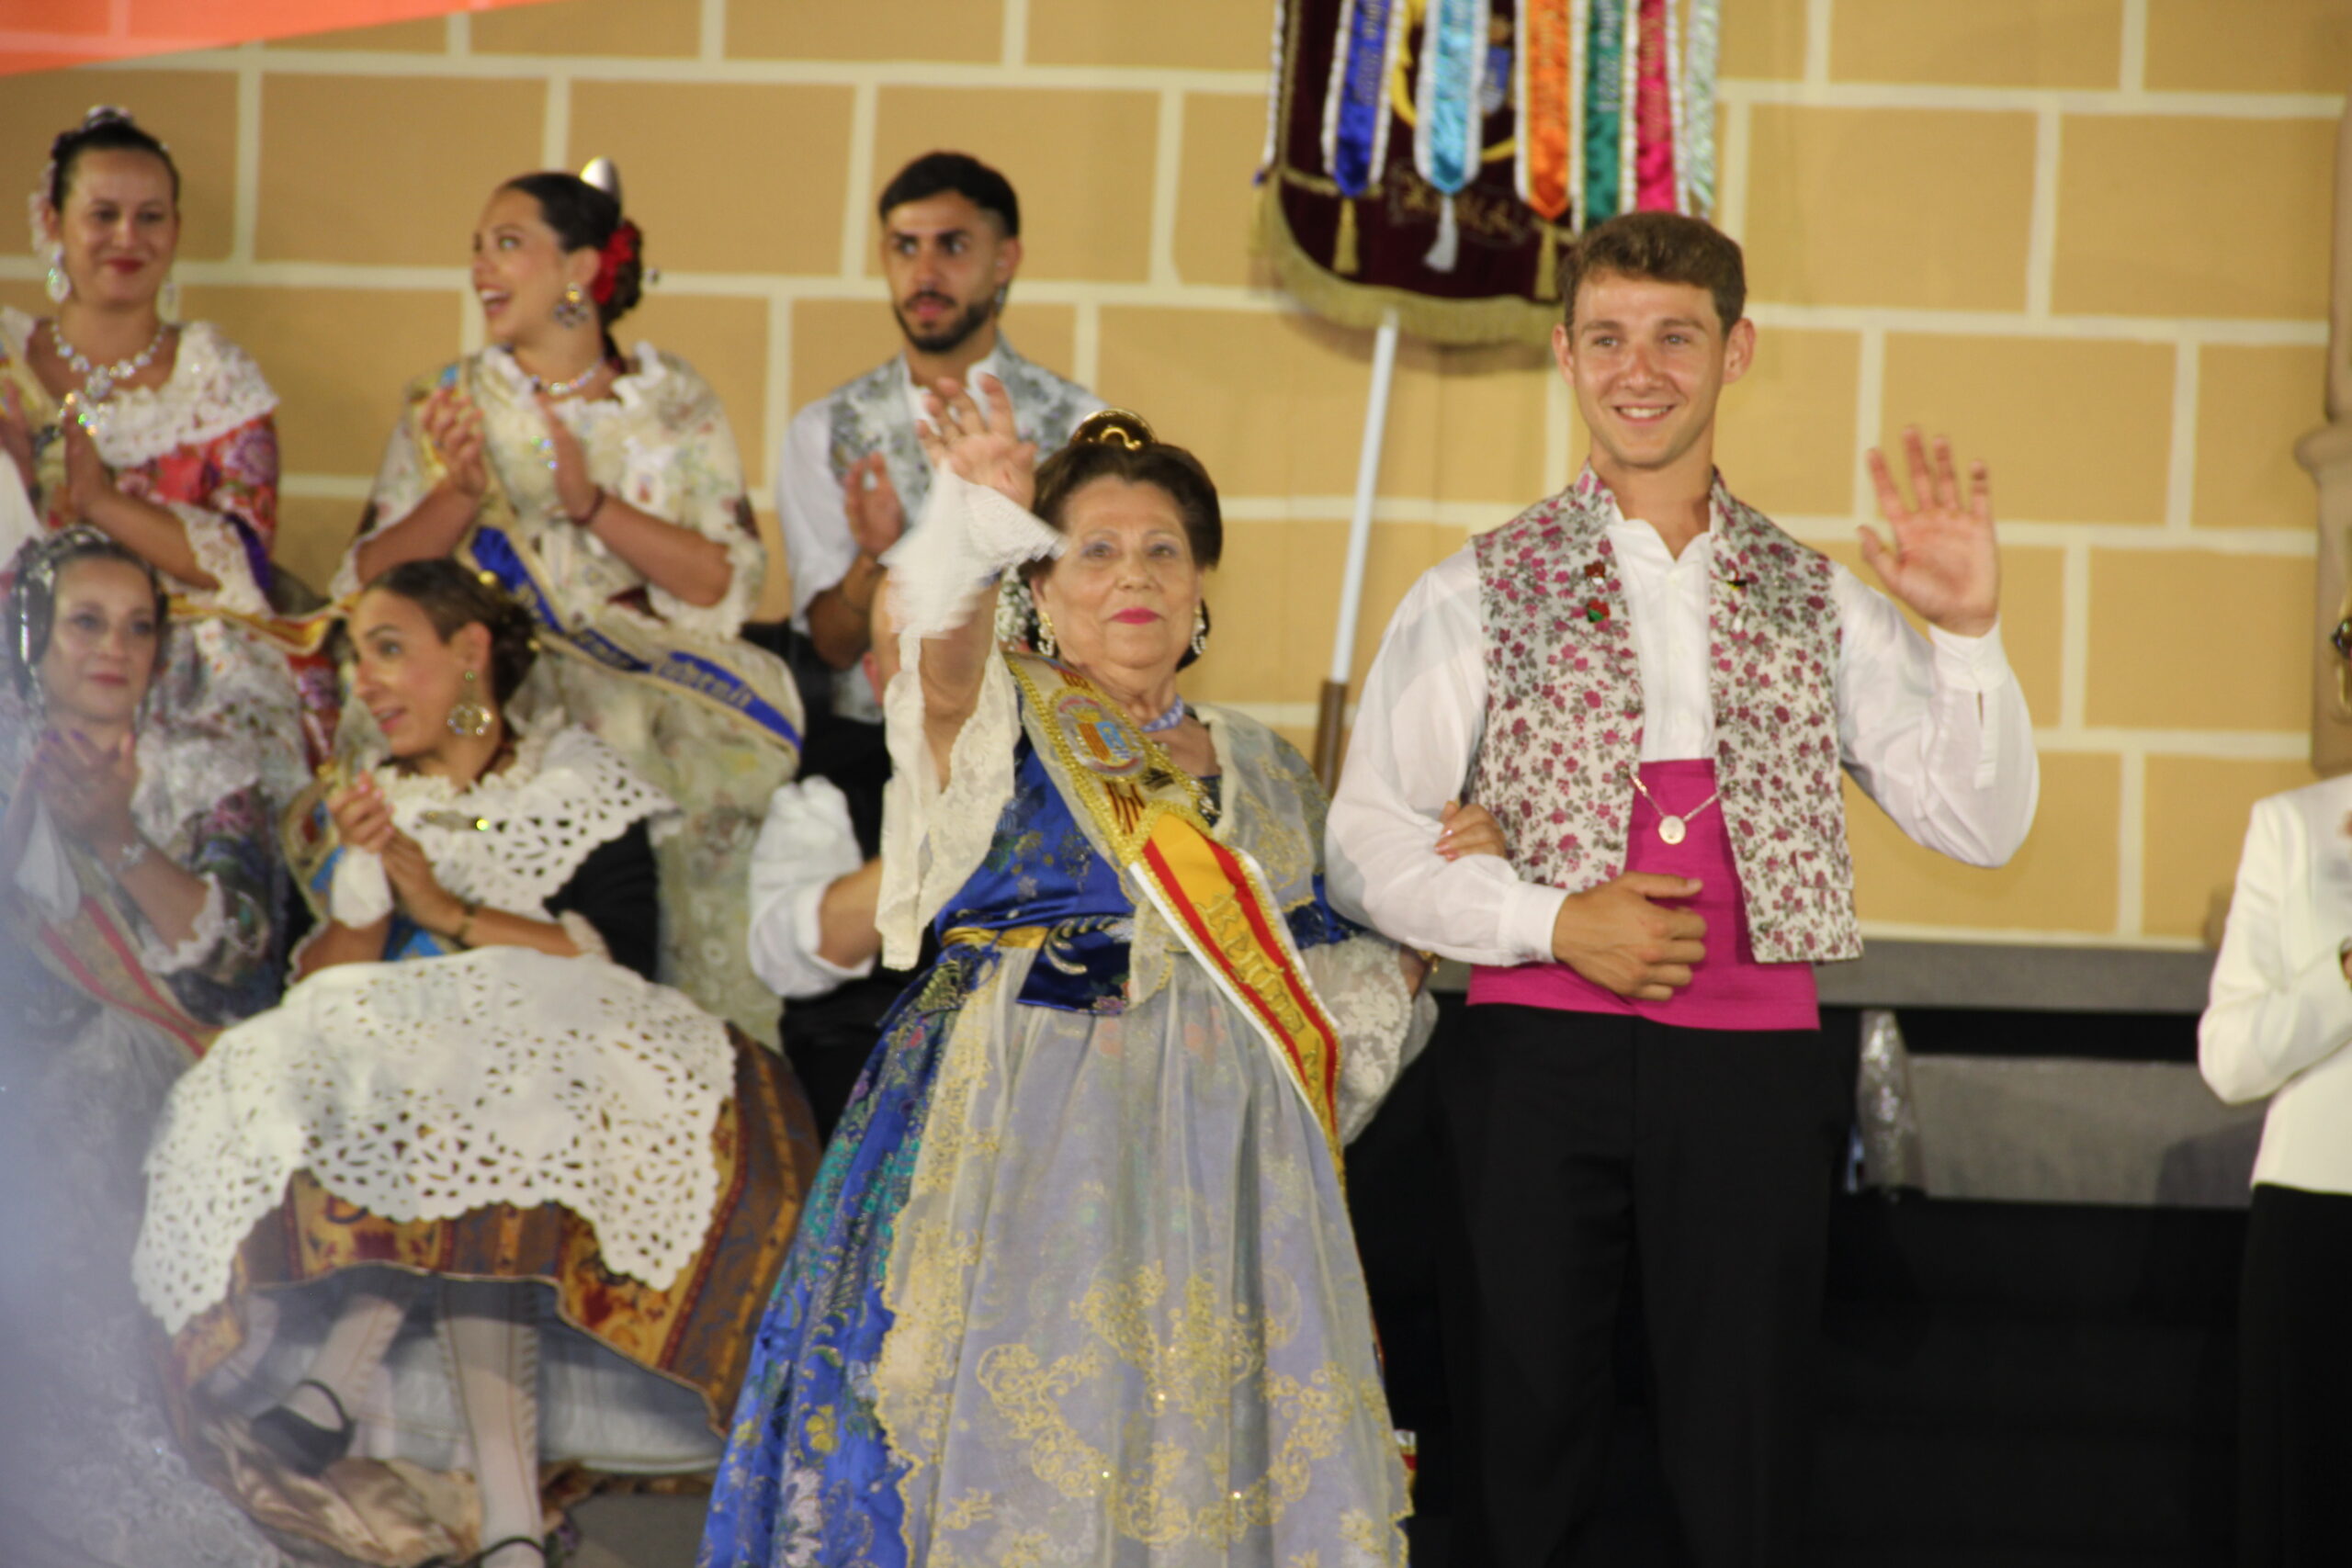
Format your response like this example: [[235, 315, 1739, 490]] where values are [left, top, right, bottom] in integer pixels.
[[1006, 654, 1344, 1168]]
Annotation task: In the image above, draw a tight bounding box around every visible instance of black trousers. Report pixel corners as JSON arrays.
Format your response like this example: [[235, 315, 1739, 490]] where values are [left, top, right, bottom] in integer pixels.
[[2238, 1181, 2352, 1568], [1434, 1005, 1849, 1568]]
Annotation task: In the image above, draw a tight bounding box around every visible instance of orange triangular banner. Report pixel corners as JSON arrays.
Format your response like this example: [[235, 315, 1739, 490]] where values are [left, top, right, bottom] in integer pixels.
[[0, 0, 559, 76]]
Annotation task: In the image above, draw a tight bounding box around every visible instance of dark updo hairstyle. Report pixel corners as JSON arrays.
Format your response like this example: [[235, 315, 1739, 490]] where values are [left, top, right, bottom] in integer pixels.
[[503, 168, 646, 352], [1022, 410, 1223, 670], [6, 527, 168, 700], [46, 106, 179, 212], [360, 559, 538, 707]]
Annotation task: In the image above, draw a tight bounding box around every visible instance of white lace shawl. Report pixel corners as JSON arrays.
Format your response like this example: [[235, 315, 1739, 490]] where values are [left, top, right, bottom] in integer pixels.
[[0, 309, 277, 615], [335, 344, 763, 638], [325, 725, 674, 953]]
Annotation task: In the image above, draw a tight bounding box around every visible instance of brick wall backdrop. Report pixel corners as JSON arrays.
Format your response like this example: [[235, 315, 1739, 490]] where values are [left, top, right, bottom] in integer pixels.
[[1, 0, 2344, 951]]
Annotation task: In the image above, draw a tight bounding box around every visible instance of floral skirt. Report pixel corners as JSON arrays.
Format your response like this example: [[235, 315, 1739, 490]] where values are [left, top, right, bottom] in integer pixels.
[[698, 943, 1410, 1568]]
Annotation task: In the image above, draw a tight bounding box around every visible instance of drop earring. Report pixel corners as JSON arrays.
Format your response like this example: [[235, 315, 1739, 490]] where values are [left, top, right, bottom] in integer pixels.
[[445, 669, 494, 738], [158, 270, 180, 321], [43, 246, 70, 304], [1034, 604, 1058, 660], [553, 283, 592, 329], [1191, 603, 1209, 658]]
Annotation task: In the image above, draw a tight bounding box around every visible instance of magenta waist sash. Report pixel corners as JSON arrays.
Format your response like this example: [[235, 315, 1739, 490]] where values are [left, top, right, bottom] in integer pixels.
[[1466, 759, 1820, 1032]]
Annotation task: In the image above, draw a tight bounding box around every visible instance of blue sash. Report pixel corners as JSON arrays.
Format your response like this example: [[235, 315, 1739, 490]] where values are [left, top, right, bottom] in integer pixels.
[[464, 523, 802, 754]]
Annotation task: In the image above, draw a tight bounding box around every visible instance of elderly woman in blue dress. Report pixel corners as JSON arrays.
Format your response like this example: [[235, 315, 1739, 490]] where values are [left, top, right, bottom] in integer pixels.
[[694, 381, 1525, 1568]]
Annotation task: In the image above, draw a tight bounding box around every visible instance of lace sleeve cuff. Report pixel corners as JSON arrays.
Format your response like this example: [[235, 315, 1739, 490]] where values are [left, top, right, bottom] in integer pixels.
[[883, 469, 1064, 637], [139, 873, 232, 976], [876, 635, 1023, 971], [556, 909, 611, 963], [163, 502, 270, 615], [645, 523, 763, 639]]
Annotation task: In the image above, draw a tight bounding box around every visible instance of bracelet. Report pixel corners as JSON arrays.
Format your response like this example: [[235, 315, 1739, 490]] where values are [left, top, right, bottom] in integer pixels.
[[109, 835, 151, 878], [568, 485, 607, 527], [453, 899, 481, 948]]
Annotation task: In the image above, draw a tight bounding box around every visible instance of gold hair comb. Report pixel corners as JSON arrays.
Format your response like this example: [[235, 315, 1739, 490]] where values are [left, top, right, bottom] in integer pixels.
[[1071, 409, 1154, 450]]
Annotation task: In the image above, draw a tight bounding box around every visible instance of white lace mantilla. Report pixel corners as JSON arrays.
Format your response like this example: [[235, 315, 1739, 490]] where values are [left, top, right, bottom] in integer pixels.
[[133, 944, 736, 1333], [0, 310, 277, 470], [330, 725, 674, 929]]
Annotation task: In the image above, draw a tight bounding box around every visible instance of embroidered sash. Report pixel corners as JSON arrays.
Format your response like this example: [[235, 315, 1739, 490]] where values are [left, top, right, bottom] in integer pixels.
[[1004, 654, 1346, 1168], [6, 847, 213, 1060], [415, 366, 802, 759]]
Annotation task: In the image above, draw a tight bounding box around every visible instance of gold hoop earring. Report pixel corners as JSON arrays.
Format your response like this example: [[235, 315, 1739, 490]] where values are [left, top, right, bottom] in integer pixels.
[[446, 669, 495, 738], [1034, 604, 1058, 660]]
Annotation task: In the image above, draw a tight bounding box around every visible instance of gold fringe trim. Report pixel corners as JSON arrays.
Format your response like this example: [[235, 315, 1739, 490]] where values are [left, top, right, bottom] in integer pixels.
[[1534, 221, 1561, 302], [1335, 197, 1361, 276], [1253, 178, 1561, 348]]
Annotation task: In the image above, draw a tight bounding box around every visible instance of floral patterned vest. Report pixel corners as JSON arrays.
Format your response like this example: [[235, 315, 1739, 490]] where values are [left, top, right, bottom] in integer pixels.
[[1466, 470, 1862, 964], [822, 334, 1096, 519]]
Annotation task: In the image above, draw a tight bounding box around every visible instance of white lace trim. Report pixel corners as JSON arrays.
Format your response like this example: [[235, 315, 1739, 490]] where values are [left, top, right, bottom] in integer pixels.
[[162, 499, 268, 615], [137, 874, 230, 976], [881, 469, 1064, 638], [360, 726, 673, 919], [557, 909, 609, 963], [0, 312, 277, 469], [133, 945, 736, 1332], [877, 634, 1022, 971]]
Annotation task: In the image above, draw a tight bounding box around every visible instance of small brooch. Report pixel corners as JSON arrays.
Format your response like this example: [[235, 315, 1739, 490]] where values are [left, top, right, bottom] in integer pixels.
[[1586, 598, 1610, 625]]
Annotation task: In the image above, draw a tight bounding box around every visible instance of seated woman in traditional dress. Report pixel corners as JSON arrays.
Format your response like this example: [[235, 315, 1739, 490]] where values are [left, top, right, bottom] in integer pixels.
[[0, 526, 300, 1568], [1, 107, 324, 767], [334, 161, 799, 1045], [133, 562, 820, 1568], [697, 387, 1471, 1568]]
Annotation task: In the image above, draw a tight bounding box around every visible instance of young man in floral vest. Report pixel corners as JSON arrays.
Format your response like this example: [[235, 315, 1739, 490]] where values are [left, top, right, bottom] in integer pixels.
[[1327, 212, 2040, 1566]]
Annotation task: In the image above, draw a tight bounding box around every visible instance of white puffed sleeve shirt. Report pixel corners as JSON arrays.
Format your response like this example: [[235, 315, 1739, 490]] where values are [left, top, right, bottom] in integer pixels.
[[1324, 495, 2041, 966]]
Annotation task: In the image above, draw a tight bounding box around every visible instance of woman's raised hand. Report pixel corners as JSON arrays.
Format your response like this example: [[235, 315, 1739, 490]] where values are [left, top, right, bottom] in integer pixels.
[[421, 386, 490, 502], [379, 830, 464, 934], [917, 373, 1036, 513]]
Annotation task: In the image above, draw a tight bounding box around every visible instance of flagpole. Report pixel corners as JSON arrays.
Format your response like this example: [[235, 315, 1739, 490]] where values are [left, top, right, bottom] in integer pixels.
[[1312, 306, 1402, 788]]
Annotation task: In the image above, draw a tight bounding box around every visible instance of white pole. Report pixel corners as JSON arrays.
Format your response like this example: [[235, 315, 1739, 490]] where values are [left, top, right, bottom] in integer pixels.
[[1330, 308, 1402, 684], [1313, 307, 1402, 785]]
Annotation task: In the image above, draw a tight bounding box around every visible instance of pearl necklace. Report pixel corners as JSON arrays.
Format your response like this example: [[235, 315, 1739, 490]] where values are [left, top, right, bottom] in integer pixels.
[[513, 348, 605, 399], [1139, 694, 1188, 732], [51, 318, 167, 401]]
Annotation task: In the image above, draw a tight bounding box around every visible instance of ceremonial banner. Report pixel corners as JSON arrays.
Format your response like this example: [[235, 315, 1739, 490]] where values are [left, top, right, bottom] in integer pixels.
[[1259, 0, 1722, 345]]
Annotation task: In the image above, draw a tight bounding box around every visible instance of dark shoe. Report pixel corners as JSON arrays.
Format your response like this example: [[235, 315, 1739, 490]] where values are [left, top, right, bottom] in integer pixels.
[[466, 1537, 550, 1567], [247, 1379, 354, 1476]]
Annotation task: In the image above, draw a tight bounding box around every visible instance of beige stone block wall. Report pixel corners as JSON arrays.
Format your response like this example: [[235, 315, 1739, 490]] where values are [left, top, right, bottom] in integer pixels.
[[0, 0, 2338, 951]]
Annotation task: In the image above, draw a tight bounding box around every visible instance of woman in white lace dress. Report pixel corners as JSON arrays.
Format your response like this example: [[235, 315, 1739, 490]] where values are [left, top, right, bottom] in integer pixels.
[[135, 562, 820, 1568], [0, 527, 301, 1568], [333, 163, 799, 1045], [699, 395, 1465, 1568], [0, 107, 324, 764]]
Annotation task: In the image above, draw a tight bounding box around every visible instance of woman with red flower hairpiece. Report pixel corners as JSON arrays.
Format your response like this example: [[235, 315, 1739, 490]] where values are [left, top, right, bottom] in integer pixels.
[[335, 162, 803, 1049]]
